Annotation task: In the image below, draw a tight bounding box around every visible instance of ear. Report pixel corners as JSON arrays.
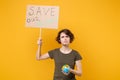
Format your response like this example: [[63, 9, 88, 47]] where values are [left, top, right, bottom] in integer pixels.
[[59, 40, 61, 43]]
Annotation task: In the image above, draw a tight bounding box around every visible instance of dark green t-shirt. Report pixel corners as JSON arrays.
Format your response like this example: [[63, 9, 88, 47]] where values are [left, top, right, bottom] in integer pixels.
[[48, 48, 82, 80]]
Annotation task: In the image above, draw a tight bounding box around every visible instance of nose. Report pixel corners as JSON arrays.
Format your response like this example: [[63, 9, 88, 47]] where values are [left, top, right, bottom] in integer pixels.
[[64, 37, 67, 40]]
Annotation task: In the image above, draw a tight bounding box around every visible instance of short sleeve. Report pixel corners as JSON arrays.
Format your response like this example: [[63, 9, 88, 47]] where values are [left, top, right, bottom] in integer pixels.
[[74, 51, 82, 61], [48, 49, 55, 59]]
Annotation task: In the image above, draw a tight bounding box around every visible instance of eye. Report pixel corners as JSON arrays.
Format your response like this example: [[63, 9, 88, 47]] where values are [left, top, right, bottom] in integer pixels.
[[61, 36, 64, 38], [66, 35, 69, 38], [65, 35, 70, 38]]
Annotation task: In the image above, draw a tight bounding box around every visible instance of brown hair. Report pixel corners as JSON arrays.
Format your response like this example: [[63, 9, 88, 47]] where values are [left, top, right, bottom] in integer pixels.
[[56, 29, 74, 43]]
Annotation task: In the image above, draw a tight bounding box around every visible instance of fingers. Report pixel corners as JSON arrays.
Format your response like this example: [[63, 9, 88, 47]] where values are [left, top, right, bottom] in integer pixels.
[[38, 37, 42, 40], [37, 37, 42, 45], [62, 71, 70, 75]]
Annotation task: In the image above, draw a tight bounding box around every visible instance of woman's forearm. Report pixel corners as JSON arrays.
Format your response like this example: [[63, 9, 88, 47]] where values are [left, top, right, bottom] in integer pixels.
[[36, 44, 41, 60], [70, 68, 82, 76]]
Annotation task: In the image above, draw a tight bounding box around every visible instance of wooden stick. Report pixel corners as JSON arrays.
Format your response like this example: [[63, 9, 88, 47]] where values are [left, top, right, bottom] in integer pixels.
[[38, 28, 42, 57], [39, 28, 42, 38]]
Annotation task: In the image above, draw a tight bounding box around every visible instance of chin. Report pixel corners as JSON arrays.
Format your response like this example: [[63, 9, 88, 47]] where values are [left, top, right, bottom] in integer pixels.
[[62, 44, 69, 46]]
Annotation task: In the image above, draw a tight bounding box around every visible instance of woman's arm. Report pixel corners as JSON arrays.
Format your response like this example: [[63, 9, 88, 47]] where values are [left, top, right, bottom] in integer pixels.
[[36, 52, 49, 60], [36, 38, 50, 60], [70, 60, 82, 76]]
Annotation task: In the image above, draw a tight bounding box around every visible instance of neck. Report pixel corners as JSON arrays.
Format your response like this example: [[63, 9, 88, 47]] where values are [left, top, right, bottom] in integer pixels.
[[61, 45, 69, 50], [60, 46, 72, 54]]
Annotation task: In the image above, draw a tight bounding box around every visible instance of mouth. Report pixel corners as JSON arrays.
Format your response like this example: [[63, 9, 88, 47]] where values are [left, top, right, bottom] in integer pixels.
[[64, 41, 68, 43]]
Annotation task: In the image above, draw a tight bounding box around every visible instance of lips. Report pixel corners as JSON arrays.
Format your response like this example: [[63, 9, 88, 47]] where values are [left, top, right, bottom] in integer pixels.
[[64, 41, 68, 43]]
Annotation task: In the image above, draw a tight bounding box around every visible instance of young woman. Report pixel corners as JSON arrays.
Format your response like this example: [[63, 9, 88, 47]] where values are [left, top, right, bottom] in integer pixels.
[[36, 29, 82, 80]]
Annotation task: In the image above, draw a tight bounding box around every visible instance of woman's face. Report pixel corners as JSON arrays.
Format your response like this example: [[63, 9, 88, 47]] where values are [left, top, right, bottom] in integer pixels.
[[60, 32, 70, 46]]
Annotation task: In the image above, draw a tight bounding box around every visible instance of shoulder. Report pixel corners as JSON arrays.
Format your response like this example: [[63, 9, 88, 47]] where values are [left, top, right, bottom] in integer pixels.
[[54, 48, 60, 51], [72, 49, 80, 54], [51, 48, 60, 51], [48, 48, 60, 59], [48, 48, 60, 53], [72, 49, 83, 60]]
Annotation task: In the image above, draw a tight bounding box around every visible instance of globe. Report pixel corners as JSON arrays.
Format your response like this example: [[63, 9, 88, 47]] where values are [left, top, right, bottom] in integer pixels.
[[62, 64, 70, 73]]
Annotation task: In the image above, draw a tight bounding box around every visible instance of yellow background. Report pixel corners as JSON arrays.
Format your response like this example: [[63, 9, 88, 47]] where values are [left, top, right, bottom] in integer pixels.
[[0, 0, 120, 80]]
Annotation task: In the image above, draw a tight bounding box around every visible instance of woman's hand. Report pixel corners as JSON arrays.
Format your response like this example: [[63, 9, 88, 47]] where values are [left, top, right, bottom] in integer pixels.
[[37, 38, 42, 46]]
